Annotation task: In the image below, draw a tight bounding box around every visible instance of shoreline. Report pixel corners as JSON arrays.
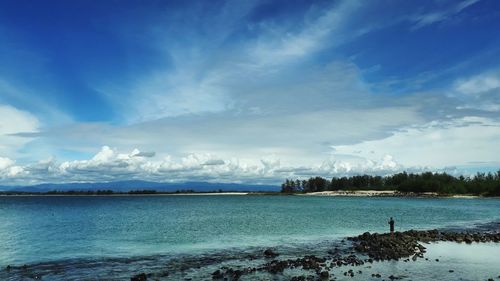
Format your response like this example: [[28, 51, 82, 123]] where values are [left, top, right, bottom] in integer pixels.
[[4, 225, 498, 281], [202, 226, 500, 281]]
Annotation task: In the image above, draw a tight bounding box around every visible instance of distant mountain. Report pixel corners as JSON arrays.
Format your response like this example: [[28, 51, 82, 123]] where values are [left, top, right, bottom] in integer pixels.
[[0, 180, 280, 193]]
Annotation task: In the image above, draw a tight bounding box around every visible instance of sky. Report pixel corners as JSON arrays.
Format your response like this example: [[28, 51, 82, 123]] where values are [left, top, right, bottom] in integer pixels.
[[0, 0, 500, 185]]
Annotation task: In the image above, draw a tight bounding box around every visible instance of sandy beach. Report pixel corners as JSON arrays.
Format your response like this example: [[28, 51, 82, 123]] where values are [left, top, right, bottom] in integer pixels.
[[168, 192, 249, 196], [300, 190, 400, 197], [300, 190, 479, 197]]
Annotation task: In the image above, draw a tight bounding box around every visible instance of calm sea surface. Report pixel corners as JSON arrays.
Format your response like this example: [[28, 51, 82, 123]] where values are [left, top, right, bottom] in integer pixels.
[[0, 195, 499, 280]]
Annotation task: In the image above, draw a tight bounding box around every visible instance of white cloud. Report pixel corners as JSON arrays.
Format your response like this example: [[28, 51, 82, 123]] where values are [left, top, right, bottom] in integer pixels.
[[0, 104, 40, 157], [23, 105, 422, 170], [452, 70, 500, 112], [333, 117, 500, 168], [1, 1, 498, 186], [0, 157, 25, 179], [0, 157, 14, 170], [3, 116, 498, 185], [455, 74, 500, 96], [118, 0, 366, 123], [249, 0, 361, 66], [0, 145, 418, 185]]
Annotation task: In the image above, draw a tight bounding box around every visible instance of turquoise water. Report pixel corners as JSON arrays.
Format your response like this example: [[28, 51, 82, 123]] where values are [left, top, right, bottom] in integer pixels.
[[0, 195, 499, 280]]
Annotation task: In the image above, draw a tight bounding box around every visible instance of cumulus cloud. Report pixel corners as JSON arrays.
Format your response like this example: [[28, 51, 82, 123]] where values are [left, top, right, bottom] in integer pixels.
[[0, 146, 420, 186], [0, 157, 25, 179]]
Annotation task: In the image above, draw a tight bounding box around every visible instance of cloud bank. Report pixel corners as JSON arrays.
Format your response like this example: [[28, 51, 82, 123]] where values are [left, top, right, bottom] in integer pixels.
[[0, 0, 499, 185], [0, 146, 421, 186]]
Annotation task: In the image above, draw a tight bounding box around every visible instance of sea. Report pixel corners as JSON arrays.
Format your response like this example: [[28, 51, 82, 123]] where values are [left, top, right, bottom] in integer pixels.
[[0, 195, 499, 280]]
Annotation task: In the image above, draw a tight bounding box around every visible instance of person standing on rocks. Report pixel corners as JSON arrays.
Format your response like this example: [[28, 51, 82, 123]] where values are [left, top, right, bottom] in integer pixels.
[[388, 217, 395, 237]]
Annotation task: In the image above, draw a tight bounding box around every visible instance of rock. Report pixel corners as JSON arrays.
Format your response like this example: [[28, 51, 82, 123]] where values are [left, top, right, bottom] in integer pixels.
[[232, 269, 243, 280], [319, 271, 329, 279], [464, 236, 473, 244], [130, 273, 147, 281], [349, 229, 500, 262], [264, 248, 279, 258], [211, 269, 223, 279], [449, 270, 454, 273], [263, 259, 288, 274]]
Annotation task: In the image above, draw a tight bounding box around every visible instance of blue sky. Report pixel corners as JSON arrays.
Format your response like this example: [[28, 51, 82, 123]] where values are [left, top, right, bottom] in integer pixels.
[[1, 0, 500, 185]]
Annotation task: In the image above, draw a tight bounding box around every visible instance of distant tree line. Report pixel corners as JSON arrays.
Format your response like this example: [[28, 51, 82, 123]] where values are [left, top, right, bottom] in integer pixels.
[[45, 189, 116, 195], [44, 189, 159, 195], [281, 171, 500, 196], [0, 189, 192, 195]]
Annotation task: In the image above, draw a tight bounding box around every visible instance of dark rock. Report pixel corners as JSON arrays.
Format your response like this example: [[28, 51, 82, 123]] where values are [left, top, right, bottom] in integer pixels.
[[464, 236, 473, 244], [264, 259, 288, 274], [131, 273, 147, 281], [232, 269, 243, 281], [264, 248, 279, 258], [449, 270, 454, 273], [212, 269, 223, 279], [349, 229, 500, 262], [319, 271, 329, 279]]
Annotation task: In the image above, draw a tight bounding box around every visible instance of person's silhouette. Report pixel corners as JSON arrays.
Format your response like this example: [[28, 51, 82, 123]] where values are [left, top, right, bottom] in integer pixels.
[[388, 217, 395, 236]]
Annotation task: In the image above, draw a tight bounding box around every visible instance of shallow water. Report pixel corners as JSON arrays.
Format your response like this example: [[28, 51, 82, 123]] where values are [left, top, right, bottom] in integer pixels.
[[0, 195, 499, 280]]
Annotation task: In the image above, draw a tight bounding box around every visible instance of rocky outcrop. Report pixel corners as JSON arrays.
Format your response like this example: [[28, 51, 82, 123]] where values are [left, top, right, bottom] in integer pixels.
[[132, 229, 500, 280], [263, 248, 279, 258], [130, 272, 147, 281], [348, 229, 500, 261]]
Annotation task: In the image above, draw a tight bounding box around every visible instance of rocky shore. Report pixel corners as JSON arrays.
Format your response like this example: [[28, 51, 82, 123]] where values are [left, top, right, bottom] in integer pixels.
[[4, 229, 499, 281], [201, 229, 500, 281], [349, 229, 500, 261]]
